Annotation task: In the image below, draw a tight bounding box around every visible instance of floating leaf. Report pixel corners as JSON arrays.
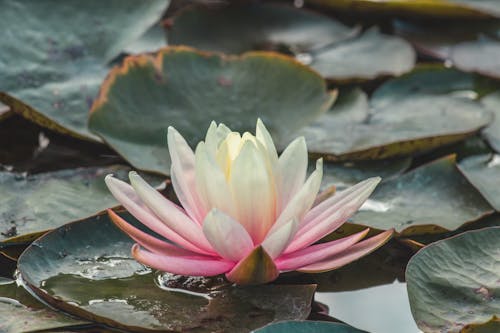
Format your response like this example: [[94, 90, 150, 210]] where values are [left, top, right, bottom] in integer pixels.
[[350, 156, 494, 235], [252, 321, 368, 333], [168, 4, 415, 81], [88, 46, 336, 174], [481, 91, 500, 153], [123, 23, 167, 55], [458, 154, 500, 211], [296, 71, 491, 159], [17, 212, 316, 332], [0, 0, 170, 140], [0, 166, 164, 242], [0, 279, 90, 333], [308, 0, 493, 18], [406, 227, 500, 333]]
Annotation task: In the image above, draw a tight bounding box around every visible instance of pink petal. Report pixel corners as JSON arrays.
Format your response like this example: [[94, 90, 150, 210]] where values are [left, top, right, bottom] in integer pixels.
[[107, 209, 194, 256], [132, 244, 233, 276], [202, 209, 254, 262], [286, 177, 380, 253], [268, 158, 323, 236], [261, 218, 298, 259], [276, 229, 369, 271], [296, 230, 394, 273], [168, 127, 207, 223], [277, 137, 308, 213], [129, 172, 215, 254], [105, 175, 210, 255], [313, 185, 336, 207]]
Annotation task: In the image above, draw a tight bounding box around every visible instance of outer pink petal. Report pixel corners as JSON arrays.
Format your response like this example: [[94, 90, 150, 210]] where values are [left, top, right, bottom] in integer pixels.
[[132, 244, 233, 276], [202, 209, 254, 262], [107, 209, 194, 256], [296, 230, 394, 273], [105, 175, 209, 255], [129, 172, 215, 254], [277, 137, 308, 213], [286, 177, 380, 253], [168, 126, 207, 224], [275, 229, 369, 271]]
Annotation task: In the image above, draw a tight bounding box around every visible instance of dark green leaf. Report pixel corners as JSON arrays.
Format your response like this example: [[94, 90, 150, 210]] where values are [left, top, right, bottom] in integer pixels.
[[252, 321, 368, 333]]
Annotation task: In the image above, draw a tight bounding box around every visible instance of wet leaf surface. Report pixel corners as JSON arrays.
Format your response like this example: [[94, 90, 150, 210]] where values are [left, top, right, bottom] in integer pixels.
[[88, 46, 335, 174], [0, 165, 165, 242], [350, 156, 494, 235], [0, 0, 170, 140], [18, 211, 316, 332], [406, 227, 500, 333], [458, 154, 500, 211], [168, 4, 415, 81], [296, 70, 492, 159]]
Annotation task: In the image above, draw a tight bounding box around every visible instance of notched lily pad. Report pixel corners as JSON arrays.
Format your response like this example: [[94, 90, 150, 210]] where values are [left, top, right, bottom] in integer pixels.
[[458, 154, 500, 211], [296, 71, 491, 160], [0, 165, 164, 243], [168, 4, 415, 81], [406, 227, 500, 333], [0, 0, 170, 140], [18, 212, 316, 332], [350, 155, 494, 235], [88, 46, 335, 174]]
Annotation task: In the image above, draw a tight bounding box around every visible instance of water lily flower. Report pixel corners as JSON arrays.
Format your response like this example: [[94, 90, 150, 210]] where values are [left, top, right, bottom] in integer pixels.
[[105, 120, 393, 285]]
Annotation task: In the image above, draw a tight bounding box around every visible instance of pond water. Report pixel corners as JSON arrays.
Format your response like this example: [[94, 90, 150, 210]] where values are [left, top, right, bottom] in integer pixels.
[[317, 281, 422, 333]]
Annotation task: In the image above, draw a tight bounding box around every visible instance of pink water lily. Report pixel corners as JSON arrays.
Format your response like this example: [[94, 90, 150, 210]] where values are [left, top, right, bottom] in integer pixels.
[[105, 120, 393, 285]]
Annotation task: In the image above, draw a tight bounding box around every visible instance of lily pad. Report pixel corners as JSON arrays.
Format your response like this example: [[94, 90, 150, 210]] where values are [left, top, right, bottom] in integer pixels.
[[17, 211, 316, 332], [406, 227, 500, 333], [296, 73, 492, 159], [458, 154, 500, 211], [252, 321, 367, 333], [308, 0, 493, 18], [124, 23, 168, 55], [0, 165, 164, 243], [0, 279, 91, 333], [168, 4, 415, 81], [0, 0, 170, 140], [350, 155, 494, 235], [481, 91, 500, 153], [88, 46, 336, 174]]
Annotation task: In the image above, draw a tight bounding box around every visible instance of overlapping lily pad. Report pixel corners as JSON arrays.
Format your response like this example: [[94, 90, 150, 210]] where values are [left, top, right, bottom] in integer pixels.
[[253, 321, 368, 333], [17, 211, 316, 332], [168, 4, 415, 81], [458, 154, 500, 211], [0, 0, 170, 140], [88, 46, 336, 174], [481, 91, 500, 153], [406, 227, 500, 333], [350, 156, 494, 235], [296, 70, 492, 159], [309, 0, 495, 18], [395, 21, 500, 79], [0, 165, 164, 243]]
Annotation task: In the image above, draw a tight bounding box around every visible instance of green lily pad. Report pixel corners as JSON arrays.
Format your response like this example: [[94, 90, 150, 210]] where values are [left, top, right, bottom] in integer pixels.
[[406, 227, 500, 333], [481, 91, 500, 153], [0, 279, 91, 333], [458, 154, 500, 211], [296, 71, 492, 159], [0, 165, 164, 243], [309, 0, 493, 18], [168, 4, 415, 81], [123, 23, 168, 55], [252, 321, 367, 333], [88, 46, 336, 174], [350, 155, 494, 235], [17, 212, 316, 332], [0, 0, 170, 140]]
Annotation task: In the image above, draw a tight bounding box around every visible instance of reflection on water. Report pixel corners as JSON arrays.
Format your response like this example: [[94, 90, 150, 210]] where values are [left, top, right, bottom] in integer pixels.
[[316, 281, 422, 333]]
